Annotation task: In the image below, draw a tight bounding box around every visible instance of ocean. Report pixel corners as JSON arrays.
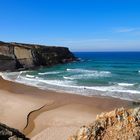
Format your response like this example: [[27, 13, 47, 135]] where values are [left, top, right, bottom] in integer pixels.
[[1, 52, 140, 102]]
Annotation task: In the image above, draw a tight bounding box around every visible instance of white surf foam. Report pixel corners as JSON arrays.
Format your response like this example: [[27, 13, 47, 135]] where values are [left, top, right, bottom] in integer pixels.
[[38, 71, 61, 75], [1, 71, 140, 102], [117, 83, 135, 87], [34, 78, 140, 95], [9, 71, 139, 96], [67, 68, 109, 72], [65, 73, 110, 80], [63, 76, 75, 80], [38, 79, 74, 86], [85, 86, 140, 94], [0, 72, 10, 80], [66, 68, 111, 78], [15, 75, 40, 88], [17, 71, 24, 79], [26, 74, 35, 78], [0, 71, 24, 81], [66, 68, 95, 73]]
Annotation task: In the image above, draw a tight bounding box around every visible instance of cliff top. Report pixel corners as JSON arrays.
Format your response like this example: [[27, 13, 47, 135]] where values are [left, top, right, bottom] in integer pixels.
[[0, 41, 68, 49]]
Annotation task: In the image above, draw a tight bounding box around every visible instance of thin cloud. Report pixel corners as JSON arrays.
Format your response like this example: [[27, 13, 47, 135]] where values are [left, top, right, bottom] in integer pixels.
[[60, 38, 110, 44], [115, 28, 137, 33]]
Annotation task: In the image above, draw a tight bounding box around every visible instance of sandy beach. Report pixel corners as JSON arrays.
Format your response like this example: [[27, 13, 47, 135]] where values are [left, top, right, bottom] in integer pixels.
[[0, 77, 133, 140]]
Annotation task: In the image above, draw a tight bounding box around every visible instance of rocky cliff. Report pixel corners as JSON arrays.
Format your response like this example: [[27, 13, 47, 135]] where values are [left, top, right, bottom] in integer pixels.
[[0, 41, 76, 71], [68, 107, 140, 140], [0, 123, 29, 140]]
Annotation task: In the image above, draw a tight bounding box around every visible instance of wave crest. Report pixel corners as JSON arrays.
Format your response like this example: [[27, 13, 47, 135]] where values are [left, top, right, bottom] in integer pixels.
[[63, 76, 75, 80], [66, 68, 111, 79], [26, 74, 35, 78], [117, 83, 135, 87], [38, 71, 61, 75]]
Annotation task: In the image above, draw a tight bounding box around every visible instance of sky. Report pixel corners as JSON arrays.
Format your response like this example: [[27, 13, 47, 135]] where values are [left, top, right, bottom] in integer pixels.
[[0, 0, 140, 52]]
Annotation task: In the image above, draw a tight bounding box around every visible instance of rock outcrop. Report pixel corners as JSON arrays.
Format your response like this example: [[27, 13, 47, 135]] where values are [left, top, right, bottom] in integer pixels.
[[68, 107, 140, 140], [0, 41, 76, 71], [0, 123, 29, 140]]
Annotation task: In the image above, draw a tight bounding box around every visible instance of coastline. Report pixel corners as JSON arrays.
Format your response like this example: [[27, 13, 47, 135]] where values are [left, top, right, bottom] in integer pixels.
[[0, 77, 133, 140]]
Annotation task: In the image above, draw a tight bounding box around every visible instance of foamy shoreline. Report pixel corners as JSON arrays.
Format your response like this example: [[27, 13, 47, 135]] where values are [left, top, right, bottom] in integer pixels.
[[1, 70, 140, 102], [0, 77, 133, 140]]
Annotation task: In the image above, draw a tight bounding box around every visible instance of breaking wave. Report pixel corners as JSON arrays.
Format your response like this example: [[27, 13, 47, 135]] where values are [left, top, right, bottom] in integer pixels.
[[67, 68, 111, 74], [26, 74, 35, 78], [0, 65, 140, 102], [66, 68, 111, 78], [38, 71, 61, 75], [0, 71, 138, 101], [117, 83, 135, 87], [63, 76, 75, 80]]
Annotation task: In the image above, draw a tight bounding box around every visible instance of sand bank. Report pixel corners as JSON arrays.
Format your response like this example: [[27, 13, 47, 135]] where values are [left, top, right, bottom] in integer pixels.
[[0, 77, 133, 139]]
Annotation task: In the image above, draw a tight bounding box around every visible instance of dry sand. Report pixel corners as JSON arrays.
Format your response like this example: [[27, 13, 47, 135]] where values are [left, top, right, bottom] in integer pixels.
[[0, 77, 133, 140]]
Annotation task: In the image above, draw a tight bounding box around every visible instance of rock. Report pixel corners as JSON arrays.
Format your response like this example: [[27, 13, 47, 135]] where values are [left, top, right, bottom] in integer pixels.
[[0, 41, 76, 71], [68, 107, 140, 140], [0, 123, 29, 140]]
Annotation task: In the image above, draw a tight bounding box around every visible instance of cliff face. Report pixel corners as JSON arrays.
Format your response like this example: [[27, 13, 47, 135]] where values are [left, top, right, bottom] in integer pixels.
[[0, 41, 76, 71], [68, 107, 140, 140]]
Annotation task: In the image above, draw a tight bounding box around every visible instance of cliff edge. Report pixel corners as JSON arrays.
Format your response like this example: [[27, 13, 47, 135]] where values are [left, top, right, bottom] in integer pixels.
[[68, 107, 140, 140], [0, 41, 76, 71]]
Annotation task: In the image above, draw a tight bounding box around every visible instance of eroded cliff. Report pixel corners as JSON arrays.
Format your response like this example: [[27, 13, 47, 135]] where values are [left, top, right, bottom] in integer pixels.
[[68, 107, 140, 140], [0, 41, 76, 71]]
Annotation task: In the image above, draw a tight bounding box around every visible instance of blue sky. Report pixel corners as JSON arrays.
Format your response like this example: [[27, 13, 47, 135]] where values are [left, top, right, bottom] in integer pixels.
[[0, 0, 140, 51]]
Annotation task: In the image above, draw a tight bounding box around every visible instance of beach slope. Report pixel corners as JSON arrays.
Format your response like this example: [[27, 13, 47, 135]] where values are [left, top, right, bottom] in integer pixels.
[[0, 77, 132, 140]]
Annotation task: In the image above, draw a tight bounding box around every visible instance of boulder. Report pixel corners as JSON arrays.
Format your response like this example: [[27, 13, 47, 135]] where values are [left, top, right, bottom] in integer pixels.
[[0, 123, 29, 140]]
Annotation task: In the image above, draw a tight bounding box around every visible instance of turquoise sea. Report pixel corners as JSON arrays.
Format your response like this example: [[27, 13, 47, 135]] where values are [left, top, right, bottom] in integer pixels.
[[1, 52, 140, 102]]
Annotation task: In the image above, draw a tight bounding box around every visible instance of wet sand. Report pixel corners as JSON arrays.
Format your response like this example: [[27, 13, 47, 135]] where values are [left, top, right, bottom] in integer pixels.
[[0, 77, 133, 140]]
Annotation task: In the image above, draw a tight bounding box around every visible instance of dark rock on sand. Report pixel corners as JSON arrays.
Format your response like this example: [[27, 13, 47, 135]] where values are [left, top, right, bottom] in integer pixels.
[[0, 123, 29, 140]]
